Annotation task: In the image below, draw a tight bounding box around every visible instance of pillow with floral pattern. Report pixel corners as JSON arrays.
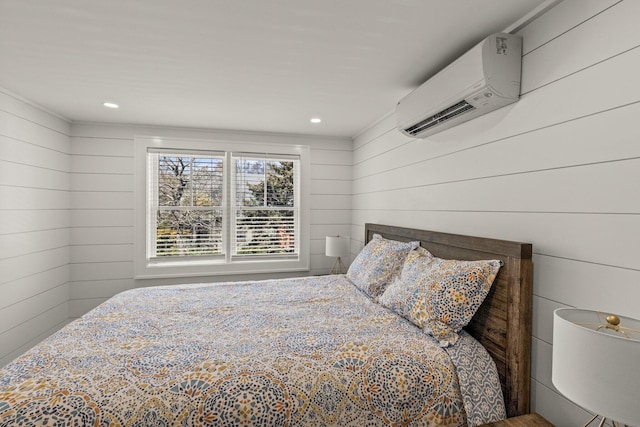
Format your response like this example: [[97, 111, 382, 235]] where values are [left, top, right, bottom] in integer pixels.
[[406, 257, 502, 347], [346, 234, 419, 299], [378, 246, 436, 318]]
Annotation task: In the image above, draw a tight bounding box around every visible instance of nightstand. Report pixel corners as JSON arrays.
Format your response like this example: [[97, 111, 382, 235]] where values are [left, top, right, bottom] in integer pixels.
[[478, 413, 554, 426]]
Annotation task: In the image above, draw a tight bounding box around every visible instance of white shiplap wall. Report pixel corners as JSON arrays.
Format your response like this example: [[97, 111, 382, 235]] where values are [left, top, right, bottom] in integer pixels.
[[0, 90, 71, 367], [351, 0, 640, 425], [69, 122, 351, 318]]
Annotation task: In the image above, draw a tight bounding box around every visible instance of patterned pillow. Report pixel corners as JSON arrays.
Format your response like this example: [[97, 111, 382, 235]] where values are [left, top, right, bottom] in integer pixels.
[[378, 247, 436, 318], [346, 234, 419, 299], [405, 257, 502, 347]]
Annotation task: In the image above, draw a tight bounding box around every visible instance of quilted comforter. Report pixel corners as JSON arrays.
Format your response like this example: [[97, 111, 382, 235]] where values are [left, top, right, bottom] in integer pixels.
[[0, 275, 505, 426]]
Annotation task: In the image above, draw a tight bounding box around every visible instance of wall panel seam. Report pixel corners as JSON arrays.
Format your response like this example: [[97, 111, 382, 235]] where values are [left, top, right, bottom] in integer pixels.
[[0, 227, 69, 237], [0, 263, 68, 287], [69, 278, 133, 283], [69, 242, 133, 246], [353, 126, 399, 154], [0, 184, 70, 192], [0, 318, 71, 366], [0, 208, 70, 211], [70, 136, 132, 141], [309, 147, 352, 152], [531, 377, 592, 415], [522, 0, 624, 56], [0, 301, 68, 357], [0, 134, 69, 156], [353, 156, 640, 196], [69, 172, 134, 176], [70, 225, 129, 229], [71, 190, 133, 194], [68, 297, 110, 303], [0, 245, 69, 261], [0, 281, 68, 311], [311, 178, 352, 182], [68, 279, 129, 284], [0, 109, 70, 138], [348, 208, 640, 217], [0, 159, 69, 174], [69, 261, 132, 265], [353, 99, 640, 180], [69, 209, 133, 212], [535, 253, 640, 272], [521, 43, 640, 96], [71, 154, 132, 159]]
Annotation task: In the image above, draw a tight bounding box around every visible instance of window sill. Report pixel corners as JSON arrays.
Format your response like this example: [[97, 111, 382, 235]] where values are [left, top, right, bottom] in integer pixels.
[[135, 258, 310, 280]]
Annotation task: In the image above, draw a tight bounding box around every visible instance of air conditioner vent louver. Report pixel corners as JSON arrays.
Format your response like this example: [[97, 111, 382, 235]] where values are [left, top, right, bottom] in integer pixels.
[[404, 100, 476, 136]]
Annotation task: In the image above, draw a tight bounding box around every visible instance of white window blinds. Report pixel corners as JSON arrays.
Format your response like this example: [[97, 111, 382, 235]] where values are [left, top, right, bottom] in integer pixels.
[[148, 151, 225, 258], [146, 149, 300, 263], [232, 153, 299, 258]]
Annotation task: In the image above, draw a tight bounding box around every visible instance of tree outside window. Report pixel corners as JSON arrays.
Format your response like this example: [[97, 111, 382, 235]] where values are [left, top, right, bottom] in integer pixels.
[[148, 152, 298, 260], [234, 158, 296, 255], [153, 154, 224, 257]]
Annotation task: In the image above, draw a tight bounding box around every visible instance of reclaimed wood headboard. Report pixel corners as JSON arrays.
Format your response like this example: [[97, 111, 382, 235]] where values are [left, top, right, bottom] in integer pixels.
[[364, 223, 533, 417]]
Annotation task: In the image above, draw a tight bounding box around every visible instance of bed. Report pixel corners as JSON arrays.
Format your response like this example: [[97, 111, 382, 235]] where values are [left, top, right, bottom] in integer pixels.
[[0, 223, 532, 426]]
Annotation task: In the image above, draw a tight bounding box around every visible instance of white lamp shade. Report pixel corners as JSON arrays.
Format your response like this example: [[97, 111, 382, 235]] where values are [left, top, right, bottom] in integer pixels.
[[325, 236, 349, 258], [552, 308, 640, 426]]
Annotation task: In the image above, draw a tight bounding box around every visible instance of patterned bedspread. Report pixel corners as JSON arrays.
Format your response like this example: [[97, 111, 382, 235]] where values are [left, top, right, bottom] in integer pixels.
[[0, 275, 504, 426]]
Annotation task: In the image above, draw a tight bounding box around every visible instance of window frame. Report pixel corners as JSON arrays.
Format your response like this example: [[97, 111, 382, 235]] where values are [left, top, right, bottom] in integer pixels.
[[230, 152, 300, 260], [148, 149, 227, 261], [134, 136, 310, 279]]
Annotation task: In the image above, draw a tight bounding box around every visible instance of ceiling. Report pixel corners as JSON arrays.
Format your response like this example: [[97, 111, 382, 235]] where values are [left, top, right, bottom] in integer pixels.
[[0, 0, 545, 137]]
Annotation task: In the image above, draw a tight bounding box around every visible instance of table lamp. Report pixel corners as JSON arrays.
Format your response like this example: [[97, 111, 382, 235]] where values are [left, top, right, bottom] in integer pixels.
[[552, 308, 640, 427], [325, 235, 349, 274]]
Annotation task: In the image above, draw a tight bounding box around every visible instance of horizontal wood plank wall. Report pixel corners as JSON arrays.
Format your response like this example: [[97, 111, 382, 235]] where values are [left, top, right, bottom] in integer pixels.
[[351, 0, 639, 425], [0, 90, 71, 368], [68, 123, 352, 318]]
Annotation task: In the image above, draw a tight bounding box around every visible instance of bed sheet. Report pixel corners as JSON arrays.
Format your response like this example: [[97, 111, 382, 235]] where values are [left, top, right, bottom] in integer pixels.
[[0, 275, 504, 426]]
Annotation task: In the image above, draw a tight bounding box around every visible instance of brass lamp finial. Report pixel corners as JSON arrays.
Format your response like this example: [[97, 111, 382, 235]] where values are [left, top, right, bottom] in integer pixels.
[[595, 313, 631, 338], [606, 315, 620, 327], [576, 311, 640, 339]]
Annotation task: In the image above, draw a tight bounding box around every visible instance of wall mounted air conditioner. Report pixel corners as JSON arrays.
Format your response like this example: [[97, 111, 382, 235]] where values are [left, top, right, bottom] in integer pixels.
[[396, 32, 522, 138]]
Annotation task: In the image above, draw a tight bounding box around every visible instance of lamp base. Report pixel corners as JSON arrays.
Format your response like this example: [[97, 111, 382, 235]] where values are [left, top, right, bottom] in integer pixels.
[[583, 414, 628, 427], [330, 257, 345, 275]]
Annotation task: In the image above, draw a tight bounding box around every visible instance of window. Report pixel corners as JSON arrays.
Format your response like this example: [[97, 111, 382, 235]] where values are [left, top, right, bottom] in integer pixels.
[[149, 151, 225, 259], [232, 154, 299, 258], [135, 137, 309, 278]]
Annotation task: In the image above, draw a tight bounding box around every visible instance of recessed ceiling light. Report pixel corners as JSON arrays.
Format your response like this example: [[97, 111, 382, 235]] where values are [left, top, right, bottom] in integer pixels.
[[103, 102, 119, 109], [310, 117, 322, 124]]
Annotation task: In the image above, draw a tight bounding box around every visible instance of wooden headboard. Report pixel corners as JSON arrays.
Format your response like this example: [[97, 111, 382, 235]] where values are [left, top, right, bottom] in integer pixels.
[[364, 223, 533, 417]]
